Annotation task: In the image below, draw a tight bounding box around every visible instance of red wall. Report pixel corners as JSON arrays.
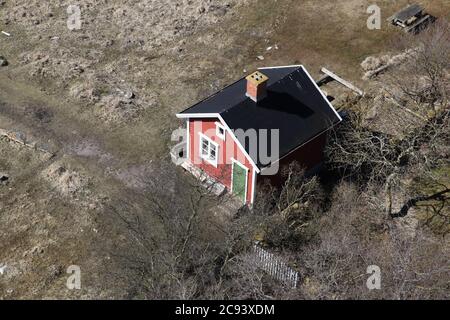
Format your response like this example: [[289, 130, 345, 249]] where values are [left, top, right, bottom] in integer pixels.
[[188, 118, 327, 203], [257, 132, 327, 187], [189, 118, 255, 204]]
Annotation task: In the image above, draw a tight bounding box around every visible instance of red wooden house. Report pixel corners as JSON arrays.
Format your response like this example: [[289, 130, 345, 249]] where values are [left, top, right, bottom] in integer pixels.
[[175, 65, 342, 205]]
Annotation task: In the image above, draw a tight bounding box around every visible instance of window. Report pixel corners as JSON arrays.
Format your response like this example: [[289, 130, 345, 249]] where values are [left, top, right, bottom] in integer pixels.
[[216, 122, 226, 140], [199, 133, 219, 167]]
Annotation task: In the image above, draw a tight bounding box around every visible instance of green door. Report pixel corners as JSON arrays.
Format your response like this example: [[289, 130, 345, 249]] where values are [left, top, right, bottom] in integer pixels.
[[232, 161, 247, 202]]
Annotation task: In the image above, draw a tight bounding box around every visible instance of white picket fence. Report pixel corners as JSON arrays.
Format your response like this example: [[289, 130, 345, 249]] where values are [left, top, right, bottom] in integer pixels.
[[252, 244, 299, 288]]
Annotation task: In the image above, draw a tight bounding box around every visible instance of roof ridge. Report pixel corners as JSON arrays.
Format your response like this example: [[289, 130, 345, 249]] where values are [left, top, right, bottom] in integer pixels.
[[178, 65, 303, 115]]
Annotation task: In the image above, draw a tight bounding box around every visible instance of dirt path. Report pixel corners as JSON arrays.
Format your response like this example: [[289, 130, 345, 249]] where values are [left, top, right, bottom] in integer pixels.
[[0, 72, 164, 194]]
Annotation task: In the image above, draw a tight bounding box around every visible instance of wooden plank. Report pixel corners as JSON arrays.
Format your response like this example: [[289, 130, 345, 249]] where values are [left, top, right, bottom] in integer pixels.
[[320, 68, 364, 96], [405, 14, 433, 33]]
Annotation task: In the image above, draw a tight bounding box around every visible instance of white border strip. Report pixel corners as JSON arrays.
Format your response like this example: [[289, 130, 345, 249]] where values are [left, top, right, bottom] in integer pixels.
[[258, 65, 302, 70], [186, 119, 190, 161]]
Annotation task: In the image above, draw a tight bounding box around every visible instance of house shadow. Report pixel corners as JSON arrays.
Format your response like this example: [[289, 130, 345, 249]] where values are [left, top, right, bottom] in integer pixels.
[[258, 90, 315, 119]]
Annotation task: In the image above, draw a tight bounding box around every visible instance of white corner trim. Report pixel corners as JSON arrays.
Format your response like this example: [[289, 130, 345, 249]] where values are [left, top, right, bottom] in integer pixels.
[[231, 157, 249, 202], [250, 167, 257, 204], [301, 65, 343, 122], [186, 119, 190, 161], [198, 132, 219, 167]]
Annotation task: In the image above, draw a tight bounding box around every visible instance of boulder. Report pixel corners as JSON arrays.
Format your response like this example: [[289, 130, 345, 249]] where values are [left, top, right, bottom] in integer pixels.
[[0, 172, 9, 185], [0, 56, 8, 66]]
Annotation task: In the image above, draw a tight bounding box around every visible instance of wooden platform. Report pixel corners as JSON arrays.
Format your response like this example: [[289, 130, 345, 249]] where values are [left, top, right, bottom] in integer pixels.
[[387, 3, 436, 34]]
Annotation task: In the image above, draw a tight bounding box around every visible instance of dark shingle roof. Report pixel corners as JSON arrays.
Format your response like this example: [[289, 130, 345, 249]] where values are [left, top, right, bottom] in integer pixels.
[[178, 65, 341, 169], [393, 4, 423, 22]]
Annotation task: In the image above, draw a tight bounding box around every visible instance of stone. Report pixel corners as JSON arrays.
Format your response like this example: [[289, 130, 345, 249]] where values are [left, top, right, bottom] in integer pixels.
[[0, 173, 9, 185], [124, 90, 135, 99], [0, 56, 8, 66]]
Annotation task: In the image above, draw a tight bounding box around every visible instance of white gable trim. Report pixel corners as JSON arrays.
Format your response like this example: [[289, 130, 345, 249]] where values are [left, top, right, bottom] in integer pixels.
[[176, 113, 219, 119], [300, 65, 343, 122], [176, 112, 260, 173], [258, 64, 302, 70], [217, 115, 260, 173], [176, 65, 341, 174]]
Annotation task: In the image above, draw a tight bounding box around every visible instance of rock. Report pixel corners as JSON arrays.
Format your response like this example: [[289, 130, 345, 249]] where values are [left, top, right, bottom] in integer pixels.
[[0, 263, 6, 275], [0, 172, 9, 185], [0, 55, 8, 66], [257, 55, 264, 61], [124, 90, 135, 99]]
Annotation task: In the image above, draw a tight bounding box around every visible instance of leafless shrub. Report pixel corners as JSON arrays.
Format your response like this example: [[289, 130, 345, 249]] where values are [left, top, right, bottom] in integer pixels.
[[252, 162, 323, 249], [298, 182, 450, 299], [385, 19, 450, 115], [326, 102, 449, 217]]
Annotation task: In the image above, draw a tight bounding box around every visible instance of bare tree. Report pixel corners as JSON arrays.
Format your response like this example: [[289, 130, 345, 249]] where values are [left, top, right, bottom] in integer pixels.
[[385, 19, 450, 116], [297, 182, 450, 300], [252, 162, 323, 249], [327, 19, 448, 176], [329, 104, 449, 216]]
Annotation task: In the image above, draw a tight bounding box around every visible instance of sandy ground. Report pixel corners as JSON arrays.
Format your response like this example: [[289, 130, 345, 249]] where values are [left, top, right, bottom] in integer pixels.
[[0, 0, 449, 299]]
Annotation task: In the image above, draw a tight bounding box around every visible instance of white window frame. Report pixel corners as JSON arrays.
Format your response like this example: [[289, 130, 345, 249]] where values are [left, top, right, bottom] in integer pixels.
[[215, 122, 226, 141], [198, 132, 219, 167]]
